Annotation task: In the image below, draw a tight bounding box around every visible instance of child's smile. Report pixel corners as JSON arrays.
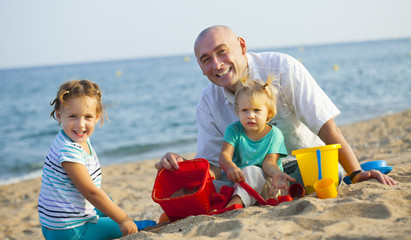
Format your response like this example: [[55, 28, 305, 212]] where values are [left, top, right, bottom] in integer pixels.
[[74, 129, 87, 137], [56, 96, 99, 153]]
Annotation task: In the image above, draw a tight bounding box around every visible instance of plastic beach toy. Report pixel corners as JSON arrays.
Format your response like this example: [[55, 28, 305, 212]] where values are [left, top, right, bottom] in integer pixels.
[[135, 220, 157, 230], [361, 160, 386, 170], [288, 182, 306, 199], [313, 178, 338, 199], [210, 185, 235, 211], [361, 160, 393, 174], [207, 203, 243, 216], [239, 181, 304, 205], [292, 144, 341, 194], [158, 212, 170, 223], [239, 181, 275, 205], [152, 159, 243, 221], [312, 149, 338, 199], [152, 159, 217, 221]]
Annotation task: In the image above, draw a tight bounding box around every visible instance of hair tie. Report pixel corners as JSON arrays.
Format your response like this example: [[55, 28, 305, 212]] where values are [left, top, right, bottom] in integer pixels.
[[96, 90, 101, 99]]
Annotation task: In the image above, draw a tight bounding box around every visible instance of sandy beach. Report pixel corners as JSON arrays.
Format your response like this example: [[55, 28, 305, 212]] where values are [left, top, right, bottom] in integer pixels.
[[1, 110, 410, 240]]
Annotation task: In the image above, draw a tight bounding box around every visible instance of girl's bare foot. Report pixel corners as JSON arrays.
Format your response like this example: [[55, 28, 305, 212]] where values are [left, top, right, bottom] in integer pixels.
[[225, 195, 244, 208]]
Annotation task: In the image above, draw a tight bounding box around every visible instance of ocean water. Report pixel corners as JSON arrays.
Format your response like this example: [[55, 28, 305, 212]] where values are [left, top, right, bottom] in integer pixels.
[[1, 38, 410, 185]]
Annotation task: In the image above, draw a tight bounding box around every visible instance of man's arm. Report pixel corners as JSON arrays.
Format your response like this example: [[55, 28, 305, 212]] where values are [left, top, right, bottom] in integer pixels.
[[318, 118, 396, 185]]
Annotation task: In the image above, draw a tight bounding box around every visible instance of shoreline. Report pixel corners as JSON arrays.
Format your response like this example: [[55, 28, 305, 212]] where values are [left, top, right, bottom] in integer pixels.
[[0, 108, 407, 187], [1, 109, 410, 239]]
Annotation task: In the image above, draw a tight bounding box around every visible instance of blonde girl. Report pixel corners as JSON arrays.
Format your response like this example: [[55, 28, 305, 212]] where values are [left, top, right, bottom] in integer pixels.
[[218, 76, 296, 208], [38, 80, 153, 240]]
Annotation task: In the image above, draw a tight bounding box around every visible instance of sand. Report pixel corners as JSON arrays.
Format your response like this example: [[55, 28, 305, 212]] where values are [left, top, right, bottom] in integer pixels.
[[1, 110, 410, 240]]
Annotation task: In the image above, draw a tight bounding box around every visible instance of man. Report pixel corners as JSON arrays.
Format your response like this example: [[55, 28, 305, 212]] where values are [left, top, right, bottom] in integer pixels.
[[155, 25, 396, 189]]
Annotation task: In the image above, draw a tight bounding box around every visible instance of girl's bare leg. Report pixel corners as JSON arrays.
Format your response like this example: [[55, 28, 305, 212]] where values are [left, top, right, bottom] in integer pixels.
[[225, 195, 244, 208]]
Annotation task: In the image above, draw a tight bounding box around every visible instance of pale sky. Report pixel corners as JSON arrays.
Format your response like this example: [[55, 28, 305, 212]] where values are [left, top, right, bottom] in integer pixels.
[[1, 0, 410, 69]]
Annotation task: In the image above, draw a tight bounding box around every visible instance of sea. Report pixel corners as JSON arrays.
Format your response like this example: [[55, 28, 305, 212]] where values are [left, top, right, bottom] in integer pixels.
[[1, 38, 410, 185]]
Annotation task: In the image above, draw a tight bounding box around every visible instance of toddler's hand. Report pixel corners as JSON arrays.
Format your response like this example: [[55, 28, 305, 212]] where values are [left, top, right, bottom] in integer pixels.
[[119, 216, 138, 236], [270, 172, 296, 196], [227, 166, 245, 183]]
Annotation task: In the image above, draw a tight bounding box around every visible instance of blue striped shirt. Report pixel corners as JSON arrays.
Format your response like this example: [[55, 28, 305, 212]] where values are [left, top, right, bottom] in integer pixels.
[[38, 130, 102, 230]]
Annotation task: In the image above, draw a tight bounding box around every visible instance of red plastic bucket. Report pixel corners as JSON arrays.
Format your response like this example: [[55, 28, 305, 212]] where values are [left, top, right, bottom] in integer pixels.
[[151, 159, 216, 221]]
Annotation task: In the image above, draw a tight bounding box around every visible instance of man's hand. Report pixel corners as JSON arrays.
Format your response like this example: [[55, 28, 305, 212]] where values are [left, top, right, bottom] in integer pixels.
[[353, 169, 397, 185], [154, 152, 185, 171]]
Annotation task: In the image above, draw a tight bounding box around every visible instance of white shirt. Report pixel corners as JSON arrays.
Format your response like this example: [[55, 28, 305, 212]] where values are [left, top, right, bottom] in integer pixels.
[[195, 52, 340, 166]]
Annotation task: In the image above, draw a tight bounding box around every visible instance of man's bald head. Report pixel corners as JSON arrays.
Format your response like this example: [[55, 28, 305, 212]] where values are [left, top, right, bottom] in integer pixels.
[[194, 25, 236, 51]]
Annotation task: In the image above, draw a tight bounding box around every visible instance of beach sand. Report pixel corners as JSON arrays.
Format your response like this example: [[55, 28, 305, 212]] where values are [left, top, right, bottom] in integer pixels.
[[1, 110, 410, 240]]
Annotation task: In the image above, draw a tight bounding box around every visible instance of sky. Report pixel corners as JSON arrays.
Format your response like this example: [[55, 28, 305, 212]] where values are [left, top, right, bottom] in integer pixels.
[[1, 0, 410, 70]]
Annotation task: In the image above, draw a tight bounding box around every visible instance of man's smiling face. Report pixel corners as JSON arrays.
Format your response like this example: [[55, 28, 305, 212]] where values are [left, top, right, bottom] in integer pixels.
[[194, 26, 248, 92]]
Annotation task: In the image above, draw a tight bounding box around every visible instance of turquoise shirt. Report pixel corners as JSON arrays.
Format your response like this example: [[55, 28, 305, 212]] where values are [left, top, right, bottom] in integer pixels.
[[223, 121, 287, 171]]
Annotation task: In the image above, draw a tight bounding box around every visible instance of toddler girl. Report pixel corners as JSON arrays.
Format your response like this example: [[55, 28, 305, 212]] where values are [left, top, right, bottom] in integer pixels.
[[38, 80, 152, 240], [219, 75, 296, 208]]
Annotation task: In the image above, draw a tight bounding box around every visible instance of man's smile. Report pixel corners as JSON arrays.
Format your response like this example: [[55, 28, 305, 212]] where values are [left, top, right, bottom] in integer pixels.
[[216, 67, 231, 77]]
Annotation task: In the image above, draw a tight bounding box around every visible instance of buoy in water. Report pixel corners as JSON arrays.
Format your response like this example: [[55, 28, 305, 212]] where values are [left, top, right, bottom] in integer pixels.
[[184, 56, 190, 62], [116, 70, 123, 77], [333, 64, 340, 71]]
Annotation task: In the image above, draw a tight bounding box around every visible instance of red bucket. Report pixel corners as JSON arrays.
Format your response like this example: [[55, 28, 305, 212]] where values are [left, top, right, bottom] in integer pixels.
[[152, 159, 216, 221]]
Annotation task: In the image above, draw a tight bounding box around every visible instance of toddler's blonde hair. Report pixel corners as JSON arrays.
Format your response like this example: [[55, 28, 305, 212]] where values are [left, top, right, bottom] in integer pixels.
[[234, 74, 277, 122]]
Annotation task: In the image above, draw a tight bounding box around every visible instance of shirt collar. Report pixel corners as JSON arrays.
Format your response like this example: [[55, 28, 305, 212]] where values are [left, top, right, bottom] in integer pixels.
[[246, 52, 262, 80], [223, 87, 235, 104]]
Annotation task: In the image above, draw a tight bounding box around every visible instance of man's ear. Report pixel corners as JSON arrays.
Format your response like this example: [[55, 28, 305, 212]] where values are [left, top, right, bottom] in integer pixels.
[[238, 37, 247, 54]]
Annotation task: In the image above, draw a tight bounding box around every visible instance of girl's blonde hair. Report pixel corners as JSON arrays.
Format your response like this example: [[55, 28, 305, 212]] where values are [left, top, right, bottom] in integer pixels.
[[50, 79, 105, 125], [234, 73, 277, 122]]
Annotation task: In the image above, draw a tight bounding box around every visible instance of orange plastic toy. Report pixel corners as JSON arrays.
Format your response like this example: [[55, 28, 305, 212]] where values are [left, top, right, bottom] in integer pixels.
[[158, 212, 170, 223]]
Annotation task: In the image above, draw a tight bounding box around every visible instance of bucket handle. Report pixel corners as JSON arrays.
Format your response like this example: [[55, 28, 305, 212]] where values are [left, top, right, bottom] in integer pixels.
[[317, 149, 322, 180]]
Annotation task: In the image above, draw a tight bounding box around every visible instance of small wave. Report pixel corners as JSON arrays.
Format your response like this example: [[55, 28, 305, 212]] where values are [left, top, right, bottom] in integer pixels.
[[22, 129, 59, 140], [0, 169, 42, 186], [101, 138, 197, 157]]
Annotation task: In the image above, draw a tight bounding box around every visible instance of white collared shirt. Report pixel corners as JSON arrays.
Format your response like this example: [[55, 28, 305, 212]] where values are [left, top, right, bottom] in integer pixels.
[[195, 52, 340, 166]]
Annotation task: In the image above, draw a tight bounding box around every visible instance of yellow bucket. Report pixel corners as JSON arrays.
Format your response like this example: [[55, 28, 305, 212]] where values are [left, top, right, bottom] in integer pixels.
[[291, 144, 341, 194]]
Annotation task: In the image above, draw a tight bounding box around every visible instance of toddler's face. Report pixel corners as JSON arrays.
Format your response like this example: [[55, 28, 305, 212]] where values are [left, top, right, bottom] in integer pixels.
[[56, 96, 99, 150], [236, 93, 269, 134]]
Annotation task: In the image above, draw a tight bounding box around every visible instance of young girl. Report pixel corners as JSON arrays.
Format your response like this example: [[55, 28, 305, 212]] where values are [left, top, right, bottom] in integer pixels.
[[38, 80, 152, 240], [219, 76, 296, 208]]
